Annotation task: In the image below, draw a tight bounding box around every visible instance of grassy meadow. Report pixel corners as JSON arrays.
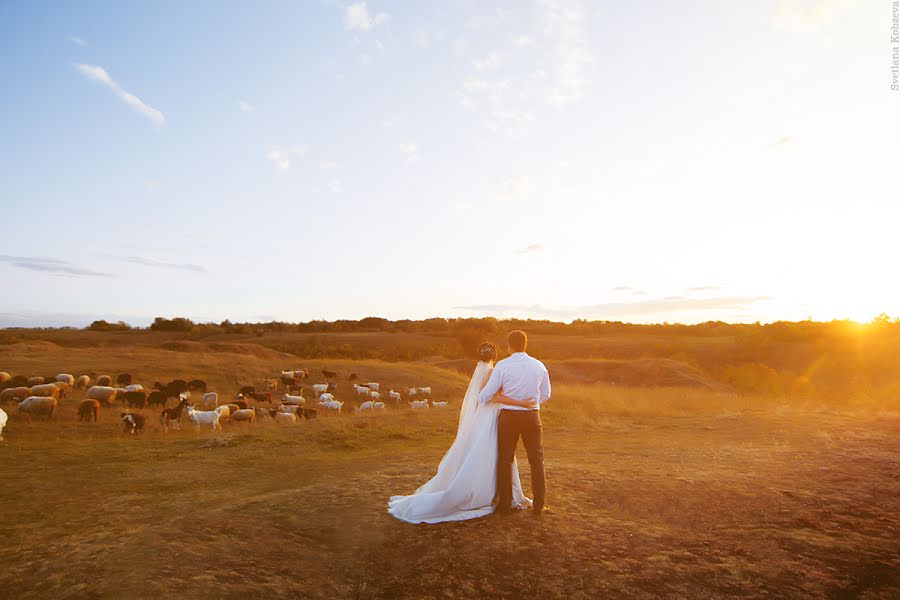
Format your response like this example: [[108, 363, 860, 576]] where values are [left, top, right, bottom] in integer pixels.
[[1, 329, 899, 599]]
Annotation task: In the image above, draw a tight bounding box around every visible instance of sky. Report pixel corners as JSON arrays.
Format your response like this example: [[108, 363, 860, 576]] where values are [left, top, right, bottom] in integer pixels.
[[1, 0, 898, 328]]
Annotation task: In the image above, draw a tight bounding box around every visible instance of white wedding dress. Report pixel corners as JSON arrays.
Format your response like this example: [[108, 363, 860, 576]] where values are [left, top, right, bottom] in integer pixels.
[[387, 361, 531, 524]]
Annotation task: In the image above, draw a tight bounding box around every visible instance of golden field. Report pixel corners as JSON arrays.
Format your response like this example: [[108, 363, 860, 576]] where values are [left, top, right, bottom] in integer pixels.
[[1, 330, 899, 599]]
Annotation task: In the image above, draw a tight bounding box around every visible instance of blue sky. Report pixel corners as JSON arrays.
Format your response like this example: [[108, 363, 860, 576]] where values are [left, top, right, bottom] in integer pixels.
[[1, 0, 898, 327]]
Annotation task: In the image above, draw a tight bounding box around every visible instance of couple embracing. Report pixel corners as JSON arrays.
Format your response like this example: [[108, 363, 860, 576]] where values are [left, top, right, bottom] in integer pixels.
[[388, 330, 550, 524]]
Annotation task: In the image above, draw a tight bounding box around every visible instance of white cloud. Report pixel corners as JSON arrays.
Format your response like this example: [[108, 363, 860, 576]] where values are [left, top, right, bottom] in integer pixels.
[[538, 0, 593, 105], [67, 35, 87, 46], [472, 52, 502, 71], [345, 2, 389, 31], [73, 63, 165, 126], [238, 100, 255, 112], [400, 142, 418, 162], [266, 146, 306, 170]]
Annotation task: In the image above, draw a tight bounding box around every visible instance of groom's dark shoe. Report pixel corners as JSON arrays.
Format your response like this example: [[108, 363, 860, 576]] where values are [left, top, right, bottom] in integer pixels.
[[493, 507, 513, 517]]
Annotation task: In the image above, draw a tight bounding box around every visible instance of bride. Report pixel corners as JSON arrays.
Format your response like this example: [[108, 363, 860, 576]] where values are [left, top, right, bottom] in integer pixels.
[[387, 342, 532, 524]]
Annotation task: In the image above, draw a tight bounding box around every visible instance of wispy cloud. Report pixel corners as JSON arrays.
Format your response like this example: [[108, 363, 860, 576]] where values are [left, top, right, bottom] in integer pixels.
[[345, 2, 389, 31], [0, 255, 113, 277], [266, 146, 306, 170], [238, 100, 255, 112], [455, 296, 770, 321], [400, 142, 418, 162], [687, 286, 722, 292], [762, 136, 795, 152], [124, 256, 206, 273], [538, 0, 593, 105], [67, 35, 87, 47], [516, 243, 545, 255], [613, 286, 647, 296], [73, 63, 164, 126]]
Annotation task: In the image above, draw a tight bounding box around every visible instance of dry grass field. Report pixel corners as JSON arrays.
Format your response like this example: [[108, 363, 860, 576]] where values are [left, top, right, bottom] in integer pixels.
[[1, 338, 899, 599]]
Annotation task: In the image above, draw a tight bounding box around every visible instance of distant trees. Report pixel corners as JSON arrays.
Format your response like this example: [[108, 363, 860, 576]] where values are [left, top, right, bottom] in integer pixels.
[[87, 320, 131, 331], [149, 317, 195, 332]]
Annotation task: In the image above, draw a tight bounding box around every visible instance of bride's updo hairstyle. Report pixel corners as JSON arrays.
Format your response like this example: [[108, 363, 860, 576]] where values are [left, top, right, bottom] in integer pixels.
[[478, 342, 497, 363]]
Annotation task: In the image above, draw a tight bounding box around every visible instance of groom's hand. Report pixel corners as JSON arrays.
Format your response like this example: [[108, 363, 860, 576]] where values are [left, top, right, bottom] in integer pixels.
[[519, 397, 539, 410]]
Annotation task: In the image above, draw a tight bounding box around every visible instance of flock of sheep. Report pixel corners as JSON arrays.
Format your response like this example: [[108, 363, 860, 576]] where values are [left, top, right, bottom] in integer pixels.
[[0, 368, 445, 440]]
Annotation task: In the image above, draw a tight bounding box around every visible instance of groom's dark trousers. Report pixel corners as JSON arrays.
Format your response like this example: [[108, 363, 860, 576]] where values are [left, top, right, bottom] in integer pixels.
[[497, 409, 545, 511]]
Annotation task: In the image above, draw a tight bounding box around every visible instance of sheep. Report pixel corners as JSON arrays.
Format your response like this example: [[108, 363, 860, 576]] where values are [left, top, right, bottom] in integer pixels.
[[272, 410, 298, 424], [0, 407, 7, 440], [369, 391, 381, 401], [56, 374, 75, 386], [0, 372, 10, 384], [418, 387, 432, 396], [121, 412, 145, 434], [264, 378, 279, 392], [30, 383, 60, 399], [318, 393, 335, 403], [322, 369, 337, 379], [7, 375, 28, 387], [281, 394, 305, 406], [97, 375, 112, 386], [348, 373, 359, 382], [53, 381, 71, 398], [18, 396, 58, 420], [358, 400, 375, 412], [185, 405, 222, 432], [226, 402, 245, 412], [410, 400, 430, 410], [319, 399, 342, 413], [75, 375, 90, 389], [27, 376, 45, 386], [389, 390, 402, 402], [238, 385, 255, 396], [365, 382, 380, 391], [253, 407, 272, 420], [407, 388, 418, 398], [125, 384, 145, 393], [187, 379, 207, 392], [230, 408, 256, 423], [77, 399, 100, 422], [311, 383, 328, 396], [193, 392, 218, 411], [326, 382, 338, 393], [355, 385, 370, 397], [121, 391, 148, 409], [214, 405, 231, 422], [432, 401, 449, 408], [147, 390, 168, 407], [115, 388, 128, 400], [373, 401, 386, 411], [248, 392, 272, 404], [116, 373, 133, 386], [160, 398, 189, 432], [87, 386, 117, 407], [154, 379, 188, 398], [0, 387, 31, 405]]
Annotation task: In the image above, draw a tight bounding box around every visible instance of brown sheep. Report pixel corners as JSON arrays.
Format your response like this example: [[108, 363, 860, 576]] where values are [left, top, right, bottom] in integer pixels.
[[77, 399, 100, 422]]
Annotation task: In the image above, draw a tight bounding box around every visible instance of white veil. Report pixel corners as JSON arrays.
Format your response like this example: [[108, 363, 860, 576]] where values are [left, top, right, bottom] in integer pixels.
[[457, 361, 490, 430]]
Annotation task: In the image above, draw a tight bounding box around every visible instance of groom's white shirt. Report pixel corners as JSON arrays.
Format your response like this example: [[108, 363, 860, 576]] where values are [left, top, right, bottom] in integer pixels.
[[477, 351, 551, 411]]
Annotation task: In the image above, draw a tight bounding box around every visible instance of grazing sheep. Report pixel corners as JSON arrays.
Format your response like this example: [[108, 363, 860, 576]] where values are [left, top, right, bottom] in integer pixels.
[[77, 399, 100, 422], [0, 372, 10, 384], [348, 373, 359, 382], [272, 410, 298, 424], [278, 404, 301, 415], [318, 393, 335, 403], [30, 383, 60, 399], [97, 375, 112, 386], [432, 401, 448, 408], [0, 387, 31, 405], [364, 382, 380, 391], [185, 405, 222, 432], [147, 390, 168, 407], [75, 375, 90, 389], [214, 405, 231, 422], [160, 398, 189, 432], [369, 391, 381, 401], [125, 384, 145, 393], [193, 392, 218, 411], [121, 412, 145, 434], [311, 383, 328, 396], [253, 407, 272, 420], [389, 390, 402, 402], [230, 408, 256, 423], [87, 386, 117, 407], [418, 387, 432, 396], [248, 392, 272, 404], [358, 400, 375, 412], [319, 399, 342, 413], [7, 375, 28, 388], [121, 391, 148, 409], [322, 369, 337, 379], [18, 396, 57, 420], [264, 378, 278, 392], [187, 379, 207, 393], [53, 381, 71, 398], [116, 373, 133, 386], [229, 401, 247, 411], [27, 377, 45, 386], [407, 388, 418, 398], [373, 401, 386, 411], [238, 385, 255, 397], [281, 394, 305, 406], [410, 400, 430, 410], [56, 374, 75, 386], [115, 388, 128, 399], [0, 407, 7, 440], [355, 385, 370, 397]]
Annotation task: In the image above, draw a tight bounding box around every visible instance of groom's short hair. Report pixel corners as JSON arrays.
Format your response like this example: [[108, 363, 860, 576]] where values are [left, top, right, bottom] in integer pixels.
[[507, 330, 527, 353]]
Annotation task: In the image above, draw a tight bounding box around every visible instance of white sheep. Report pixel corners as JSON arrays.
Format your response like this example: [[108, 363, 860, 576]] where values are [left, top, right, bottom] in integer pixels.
[[320, 399, 342, 413], [88, 386, 117, 405], [230, 408, 256, 423], [373, 401, 386, 411], [29, 383, 60, 398], [0, 407, 7, 441], [407, 388, 418, 398], [214, 405, 231, 421], [432, 401, 448, 408], [278, 404, 301, 415], [389, 390, 401, 402], [18, 396, 58, 420], [75, 375, 91, 389], [0, 387, 30, 405], [318, 393, 335, 403], [185, 405, 222, 432], [273, 411, 297, 424], [311, 383, 328, 396], [193, 392, 218, 411], [125, 384, 145, 393], [364, 382, 380, 391], [418, 386, 432, 396], [358, 400, 374, 412], [281, 394, 305, 405], [369, 390, 381, 401], [410, 399, 430, 410], [355, 385, 370, 397], [55, 373, 75, 386]]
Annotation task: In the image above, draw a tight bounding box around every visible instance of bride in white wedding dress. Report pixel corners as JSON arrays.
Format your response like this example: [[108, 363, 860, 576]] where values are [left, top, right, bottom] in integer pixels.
[[387, 343, 532, 524]]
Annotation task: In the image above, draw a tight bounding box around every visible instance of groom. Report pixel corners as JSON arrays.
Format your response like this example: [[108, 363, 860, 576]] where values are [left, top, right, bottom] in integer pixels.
[[478, 330, 551, 515]]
